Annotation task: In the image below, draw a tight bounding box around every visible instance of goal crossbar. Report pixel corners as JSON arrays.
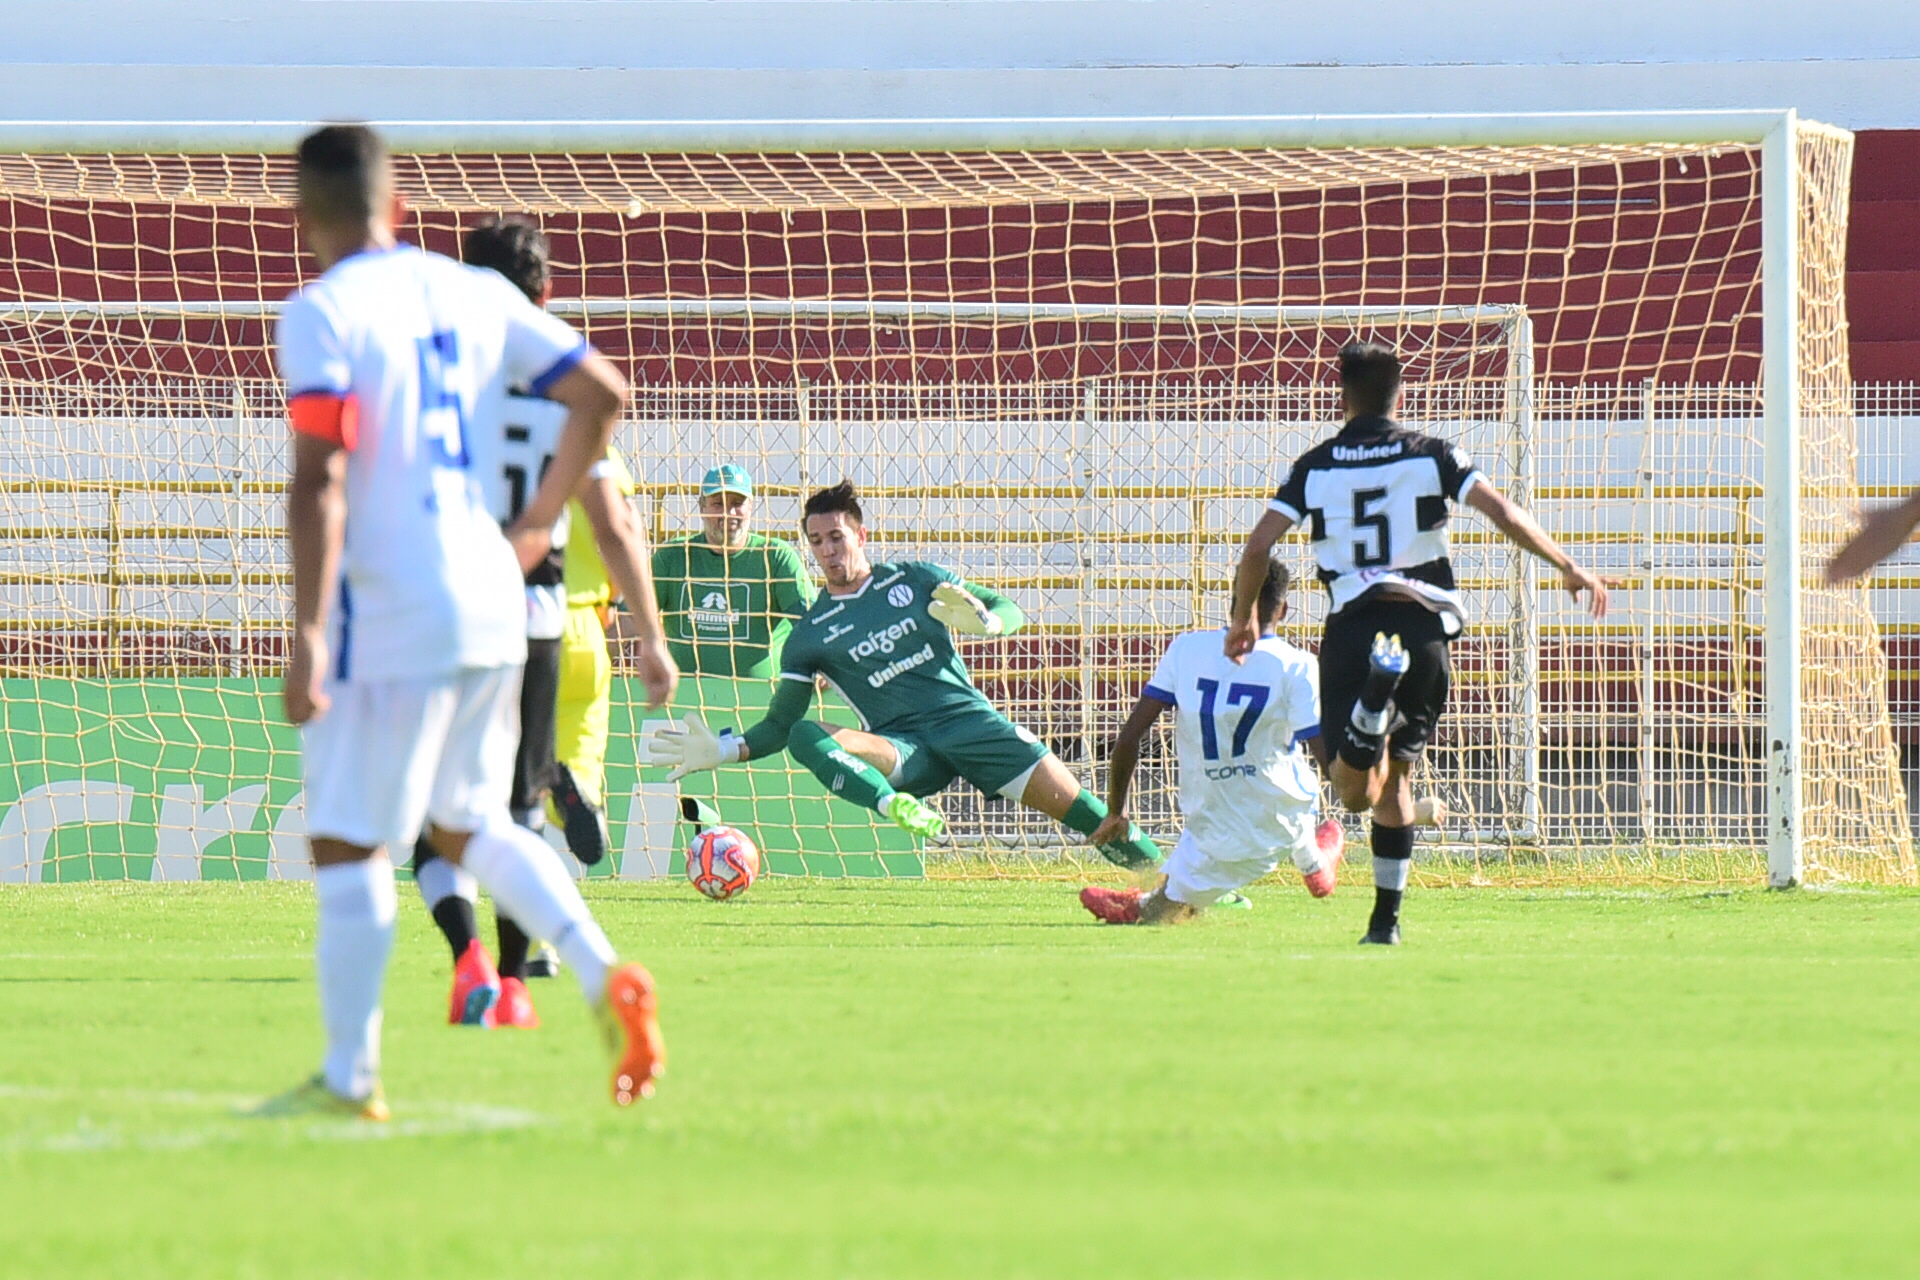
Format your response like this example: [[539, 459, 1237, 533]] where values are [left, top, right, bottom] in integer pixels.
[[0, 109, 1812, 155], [0, 300, 1527, 327]]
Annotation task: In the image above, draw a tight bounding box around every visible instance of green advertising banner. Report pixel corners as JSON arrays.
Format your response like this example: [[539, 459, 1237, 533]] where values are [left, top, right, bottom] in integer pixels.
[[0, 676, 920, 883]]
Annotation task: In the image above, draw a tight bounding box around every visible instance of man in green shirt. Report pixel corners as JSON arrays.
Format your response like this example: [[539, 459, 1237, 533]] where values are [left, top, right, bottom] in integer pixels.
[[647, 481, 1163, 870], [651, 464, 817, 678]]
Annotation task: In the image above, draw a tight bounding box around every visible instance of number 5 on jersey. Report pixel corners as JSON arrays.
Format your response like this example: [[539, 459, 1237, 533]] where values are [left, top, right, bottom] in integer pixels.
[[1195, 677, 1270, 761], [416, 329, 470, 468], [1351, 487, 1392, 568]]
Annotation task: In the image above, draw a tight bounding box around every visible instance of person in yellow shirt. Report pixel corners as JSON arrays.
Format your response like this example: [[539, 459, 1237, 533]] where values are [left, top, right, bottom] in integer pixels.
[[548, 445, 640, 866]]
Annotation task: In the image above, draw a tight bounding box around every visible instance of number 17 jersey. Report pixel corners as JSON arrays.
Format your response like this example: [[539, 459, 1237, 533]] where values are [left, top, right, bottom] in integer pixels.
[[1144, 629, 1321, 861]]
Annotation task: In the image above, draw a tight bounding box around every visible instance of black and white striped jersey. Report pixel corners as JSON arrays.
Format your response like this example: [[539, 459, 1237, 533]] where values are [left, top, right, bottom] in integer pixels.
[[1268, 414, 1484, 625], [478, 390, 570, 590]]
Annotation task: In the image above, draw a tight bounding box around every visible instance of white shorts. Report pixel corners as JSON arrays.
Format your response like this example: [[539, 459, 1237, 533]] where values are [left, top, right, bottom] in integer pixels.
[[301, 666, 522, 849], [1162, 825, 1320, 908]]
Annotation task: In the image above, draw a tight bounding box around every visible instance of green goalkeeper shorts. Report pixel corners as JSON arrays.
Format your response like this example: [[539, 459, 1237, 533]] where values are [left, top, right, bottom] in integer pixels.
[[880, 708, 1051, 801]]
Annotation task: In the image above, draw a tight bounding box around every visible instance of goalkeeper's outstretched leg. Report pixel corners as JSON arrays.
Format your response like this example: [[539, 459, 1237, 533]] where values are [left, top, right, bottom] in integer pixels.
[[778, 715, 1163, 869]]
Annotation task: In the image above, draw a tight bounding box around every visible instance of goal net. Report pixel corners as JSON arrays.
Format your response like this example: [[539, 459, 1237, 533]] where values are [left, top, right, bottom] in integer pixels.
[[0, 117, 1909, 887]]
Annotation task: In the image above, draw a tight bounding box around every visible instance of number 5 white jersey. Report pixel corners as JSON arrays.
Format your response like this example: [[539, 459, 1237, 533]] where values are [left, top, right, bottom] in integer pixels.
[[1144, 629, 1322, 861], [275, 244, 589, 682], [1267, 413, 1483, 627]]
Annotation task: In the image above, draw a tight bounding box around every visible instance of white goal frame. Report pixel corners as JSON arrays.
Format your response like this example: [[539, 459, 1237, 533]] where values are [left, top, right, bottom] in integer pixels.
[[0, 108, 1818, 885]]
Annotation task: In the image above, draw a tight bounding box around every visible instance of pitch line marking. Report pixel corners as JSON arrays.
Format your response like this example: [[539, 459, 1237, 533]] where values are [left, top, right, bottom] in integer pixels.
[[0, 1083, 548, 1153]]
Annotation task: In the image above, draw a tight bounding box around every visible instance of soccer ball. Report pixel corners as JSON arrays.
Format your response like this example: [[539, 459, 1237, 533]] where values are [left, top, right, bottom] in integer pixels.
[[686, 826, 760, 901]]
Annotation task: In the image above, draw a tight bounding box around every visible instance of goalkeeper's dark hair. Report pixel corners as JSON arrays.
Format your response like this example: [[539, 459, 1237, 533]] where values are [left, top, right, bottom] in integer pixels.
[[1339, 341, 1403, 417], [462, 215, 550, 304], [295, 124, 389, 226], [803, 480, 864, 526], [1255, 554, 1292, 625]]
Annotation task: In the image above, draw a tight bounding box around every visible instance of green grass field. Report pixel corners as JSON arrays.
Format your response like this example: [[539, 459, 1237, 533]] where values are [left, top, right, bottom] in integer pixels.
[[4, 877, 1920, 1279]]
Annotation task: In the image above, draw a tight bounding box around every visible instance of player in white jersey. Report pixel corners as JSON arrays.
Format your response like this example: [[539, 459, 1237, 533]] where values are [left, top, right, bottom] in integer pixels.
[[1080, 557, 1343, 924], [257, 126, 668, 1121], [1225, 342, 1606, 946]]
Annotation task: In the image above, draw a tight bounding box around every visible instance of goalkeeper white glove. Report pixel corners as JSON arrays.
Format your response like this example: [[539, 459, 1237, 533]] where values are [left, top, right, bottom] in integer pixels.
[[647, 714, 744, 782], [928, 581, 1003, 636]]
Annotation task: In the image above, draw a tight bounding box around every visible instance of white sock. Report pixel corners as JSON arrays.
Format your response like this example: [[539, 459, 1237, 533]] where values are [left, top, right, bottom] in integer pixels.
[[414, 854, 477, 911], [1373, 855, 1412, 892], [1292, 816, 1339, 875], [313, 857, 397, 1101], [461, 819, 617, 1005]]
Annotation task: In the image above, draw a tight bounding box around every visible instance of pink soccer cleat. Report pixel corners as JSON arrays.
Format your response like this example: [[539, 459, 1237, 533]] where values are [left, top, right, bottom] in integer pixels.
[[448, 938, 501, 1027], [494, 975, 540, 1029], [1301, 819, 1346, 899], [1079, 885, 1145, 924]]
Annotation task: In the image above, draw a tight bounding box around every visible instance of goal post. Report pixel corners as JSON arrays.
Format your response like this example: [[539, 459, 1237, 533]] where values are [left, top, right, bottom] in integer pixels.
[[0, 110, 1908, 886], [1761, 113, 1804, 888]]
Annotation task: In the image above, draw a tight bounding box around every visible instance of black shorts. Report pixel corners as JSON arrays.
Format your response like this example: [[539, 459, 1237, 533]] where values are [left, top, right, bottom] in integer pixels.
[[1319, 600, 1453, 764], [512, 637, 563, 817]]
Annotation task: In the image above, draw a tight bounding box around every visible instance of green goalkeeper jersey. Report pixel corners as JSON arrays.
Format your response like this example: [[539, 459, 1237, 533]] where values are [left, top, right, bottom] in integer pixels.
[[745, 561, 1022, 748], [651, 532, 817, 678]]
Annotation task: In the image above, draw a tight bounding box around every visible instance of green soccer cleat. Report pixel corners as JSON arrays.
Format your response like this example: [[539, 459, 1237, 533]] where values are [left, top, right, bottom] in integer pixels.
[[1095, 823, 1163, 872], [680, 795, 726, 831], [1215, 891, 1253, 911], [523, 941, 562, 979], [249, 1073, 389, 1123], [884, 792, 947, 840]]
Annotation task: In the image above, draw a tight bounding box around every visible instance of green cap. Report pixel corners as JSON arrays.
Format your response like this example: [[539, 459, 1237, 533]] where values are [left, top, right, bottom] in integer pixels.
[[700, 464, 754, 498]]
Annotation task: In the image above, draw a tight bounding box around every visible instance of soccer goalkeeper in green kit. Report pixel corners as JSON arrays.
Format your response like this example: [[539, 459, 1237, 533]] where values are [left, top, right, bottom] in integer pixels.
[[647, 481, 1163, 869]]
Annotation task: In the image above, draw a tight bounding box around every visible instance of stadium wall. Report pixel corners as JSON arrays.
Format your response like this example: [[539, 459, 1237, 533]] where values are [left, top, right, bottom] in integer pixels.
[[5, 2, 1918, 379]]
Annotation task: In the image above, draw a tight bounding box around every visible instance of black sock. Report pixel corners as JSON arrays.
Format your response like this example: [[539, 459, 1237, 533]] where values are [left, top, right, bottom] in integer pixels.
[[496, 913, 531, 980], [1338, 722, 1389, 773], [1358, 653, 1404, 718], [1369, 821, 1415, 934], [1341, 640, 1408, 771], [431, 896, 479, 961], [415, 836, 479, 961]]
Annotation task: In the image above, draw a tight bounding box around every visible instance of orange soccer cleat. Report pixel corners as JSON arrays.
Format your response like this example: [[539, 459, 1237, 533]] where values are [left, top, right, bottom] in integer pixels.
[[449, 938, 501, 1027], [1302, 819, 1346, 899], [494, 975, 540, 1029], [1079, 884, 1144, 924], [599, 964, 665, 1105]]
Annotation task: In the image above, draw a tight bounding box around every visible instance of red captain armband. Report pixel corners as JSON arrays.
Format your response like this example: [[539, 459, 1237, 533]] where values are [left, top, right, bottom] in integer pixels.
[[287, 392, 360, 450]]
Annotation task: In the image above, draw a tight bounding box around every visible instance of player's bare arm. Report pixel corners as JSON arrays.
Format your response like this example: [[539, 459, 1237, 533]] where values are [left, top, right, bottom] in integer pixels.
[[1090, 692, 1172, 846], [1226, 508, 1295, 661], [577, 470, 677, 710], [283, 432, 348, 727], [1826, 489, 1920, 584], [503, 351, 626, 574], [1462, 478, 1609, 619]]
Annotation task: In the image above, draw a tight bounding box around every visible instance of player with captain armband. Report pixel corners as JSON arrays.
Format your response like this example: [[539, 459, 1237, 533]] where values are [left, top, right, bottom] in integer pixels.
[[258, 126, 668, 1119], [1080, 555, 1345, 924]]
